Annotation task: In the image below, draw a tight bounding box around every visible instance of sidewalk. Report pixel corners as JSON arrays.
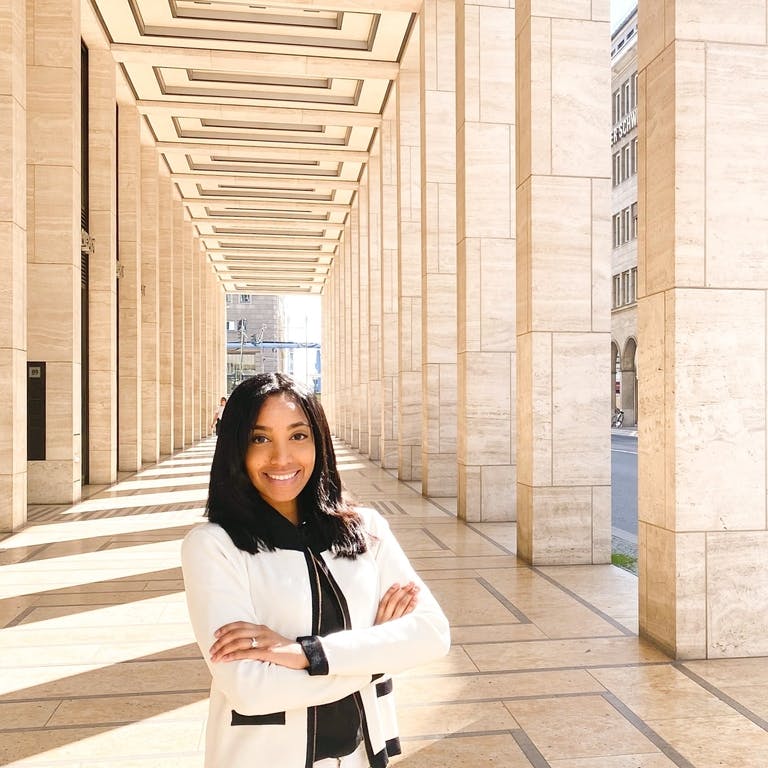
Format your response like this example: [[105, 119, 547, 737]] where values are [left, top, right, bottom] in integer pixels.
[[2, 439, 768, 766]]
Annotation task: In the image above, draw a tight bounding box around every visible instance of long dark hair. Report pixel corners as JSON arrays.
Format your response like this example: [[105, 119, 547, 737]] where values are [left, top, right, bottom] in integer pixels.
[[206, 372, 366, 558]]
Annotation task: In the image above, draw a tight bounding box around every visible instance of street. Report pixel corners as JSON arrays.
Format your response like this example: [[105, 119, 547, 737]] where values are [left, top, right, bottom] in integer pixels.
[[612, 431, 637, 568]]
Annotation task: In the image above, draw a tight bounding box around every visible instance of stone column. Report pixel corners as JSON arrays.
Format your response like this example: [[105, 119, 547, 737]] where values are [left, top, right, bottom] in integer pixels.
[[348, 198, 361, 449], [380, 90, 400, 470], [456, 0, 516, 520], [398, 25, 422, 482], [140, 142, 159, 465], [515, 3, 611, 563], [191, 236, 200, 442], [87, 48, 117, 484], [343, 224, 354, 445], [197, 247, 207, 437], [172, 197, 185, 449], [158, 169, 174, 455], [183, 224, 195, 445], [638, 2, 768, 658], [337, 228, 349, 441], [367, 134, 383, 461], [26, 0, 82, 503], [357, 167, 371, 455], [0, 0, 27, 529], [421, 0, 457, 496], [117, 103, 142, 472]]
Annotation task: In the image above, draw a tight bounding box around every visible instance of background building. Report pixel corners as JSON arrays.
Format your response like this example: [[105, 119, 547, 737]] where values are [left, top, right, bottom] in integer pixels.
[[611, 6, 639, 426], [225, 295, 286, 392]]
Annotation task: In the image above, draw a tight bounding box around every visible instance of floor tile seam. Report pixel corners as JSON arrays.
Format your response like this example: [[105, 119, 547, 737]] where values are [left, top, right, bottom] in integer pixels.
[[674, 662, 768, 733], [463, 522, 516, 555], [530, 566, 637, 637], [418, 528, 451, 551], [399, 691, 608, 707], [454, 631, 636, 645], [2, 716, 206, 734], [602, 690, 696, 768], [474, 576, 533, 624], [400, 726, 551, 767], [399, 660, 674, 680], [0, 688, 210, 705]]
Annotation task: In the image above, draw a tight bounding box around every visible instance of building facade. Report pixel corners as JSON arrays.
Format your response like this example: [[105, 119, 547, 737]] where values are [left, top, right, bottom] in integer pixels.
[[225, 294, 286, 391], [611, 7, 639, 427]]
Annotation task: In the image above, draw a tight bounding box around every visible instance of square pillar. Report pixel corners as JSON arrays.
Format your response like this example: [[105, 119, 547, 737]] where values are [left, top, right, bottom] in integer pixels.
[[638, 2, 768, 659], [140, 142, 159, 464], [26, 0, 83, 503], [420, 0, 457, 496], [117, 103, 142, 472], [357, 167, 371, 455], [87, 47, 117, 484], [367, 133, 383, 462], [515, 1, 611, 563], [158, 169, 174, 455], [0, 0, 27, 529], [398, 24, 422, 482], [172, 196, 185, 449], [456, 0, 516, 521], [380, 90, 400, 470]]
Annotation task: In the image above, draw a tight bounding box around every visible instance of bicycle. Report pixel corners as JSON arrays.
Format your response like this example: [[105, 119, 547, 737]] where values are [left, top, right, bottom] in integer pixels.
[[611, 408, 625, 428]]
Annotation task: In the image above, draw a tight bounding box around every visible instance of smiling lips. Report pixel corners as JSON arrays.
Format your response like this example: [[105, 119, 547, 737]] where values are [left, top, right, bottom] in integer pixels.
[[265, 470, 301, 481]]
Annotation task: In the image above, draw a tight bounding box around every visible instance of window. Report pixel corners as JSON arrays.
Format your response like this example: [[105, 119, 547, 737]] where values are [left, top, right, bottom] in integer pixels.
[[631, 72, 638, 110], [612, 213, 622, 249], [622, 144, 631, 182], [239, 294, 251, 304], [613, 151, 621, 186], [612, 89, 621, 124], [630, 267, 638, 303], [631, 202, 638, 240], [622, 79, 631, 115], [613, 274, 622, 308], [622, 270, 631, 304], [225, 294, 233, 304], [631, 138, 638, 176], [622, 207, 631, 244]]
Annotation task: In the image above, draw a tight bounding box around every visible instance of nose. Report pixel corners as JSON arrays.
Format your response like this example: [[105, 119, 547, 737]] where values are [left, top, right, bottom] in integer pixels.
[[268, 439, 292, 466]]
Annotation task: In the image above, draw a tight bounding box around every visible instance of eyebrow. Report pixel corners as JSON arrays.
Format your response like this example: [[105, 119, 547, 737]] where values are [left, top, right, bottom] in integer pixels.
[[250, 421, 310, 432]]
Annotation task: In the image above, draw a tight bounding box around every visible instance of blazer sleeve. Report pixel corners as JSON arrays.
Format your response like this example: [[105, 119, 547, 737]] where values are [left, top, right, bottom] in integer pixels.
[[304, 509, 451, 677], [181, 524, 371, 716]]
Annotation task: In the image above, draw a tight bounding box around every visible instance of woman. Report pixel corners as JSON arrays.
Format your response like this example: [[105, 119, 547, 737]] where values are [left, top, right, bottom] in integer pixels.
[[210, 396, 227, 436], [182, 373, 450, 768]]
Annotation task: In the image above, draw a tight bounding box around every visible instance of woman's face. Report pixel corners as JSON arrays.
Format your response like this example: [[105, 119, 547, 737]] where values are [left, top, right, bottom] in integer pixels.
[[244, 393, 316, 524]]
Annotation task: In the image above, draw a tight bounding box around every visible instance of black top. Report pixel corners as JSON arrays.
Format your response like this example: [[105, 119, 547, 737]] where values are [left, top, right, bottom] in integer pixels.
[[260, 506, 362, 761]]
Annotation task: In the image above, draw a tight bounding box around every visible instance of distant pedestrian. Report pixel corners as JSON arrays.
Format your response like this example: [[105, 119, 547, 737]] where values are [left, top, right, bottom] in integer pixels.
[[210, 396, 227, 436]]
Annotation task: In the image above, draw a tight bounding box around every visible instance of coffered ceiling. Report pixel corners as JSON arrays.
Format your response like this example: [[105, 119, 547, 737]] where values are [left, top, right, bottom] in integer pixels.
[[90, 0, 419, 294]]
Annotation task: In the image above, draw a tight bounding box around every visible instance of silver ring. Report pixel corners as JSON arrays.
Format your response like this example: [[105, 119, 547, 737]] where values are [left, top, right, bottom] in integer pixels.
[[250, 637, 258, 649]]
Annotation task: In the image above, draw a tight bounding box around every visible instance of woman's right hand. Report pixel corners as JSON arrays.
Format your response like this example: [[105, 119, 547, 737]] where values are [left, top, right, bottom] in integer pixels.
[[375, 582, 419, 625]]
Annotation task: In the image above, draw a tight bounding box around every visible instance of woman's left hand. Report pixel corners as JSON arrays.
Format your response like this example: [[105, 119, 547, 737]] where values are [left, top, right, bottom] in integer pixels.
[[210, 622, 309, 670]]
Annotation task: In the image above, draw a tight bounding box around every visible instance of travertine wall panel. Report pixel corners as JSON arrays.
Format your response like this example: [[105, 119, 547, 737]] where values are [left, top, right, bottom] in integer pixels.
[[183, 225, 194, 446], [349, 200, 360, 449], [357, 168, 370, 455]]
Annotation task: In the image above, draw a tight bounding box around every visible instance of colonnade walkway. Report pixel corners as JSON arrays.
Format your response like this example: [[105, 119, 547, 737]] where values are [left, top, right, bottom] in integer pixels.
[[2, 440, 768, 767]]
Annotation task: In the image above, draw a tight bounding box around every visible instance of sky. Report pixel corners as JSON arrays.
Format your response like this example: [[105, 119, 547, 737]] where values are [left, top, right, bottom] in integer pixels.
[[611, 0, 637, 31]]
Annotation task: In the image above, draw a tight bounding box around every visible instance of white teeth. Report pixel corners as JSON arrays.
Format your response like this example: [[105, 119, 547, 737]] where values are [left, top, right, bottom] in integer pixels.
[[266, 471, 299, 481]]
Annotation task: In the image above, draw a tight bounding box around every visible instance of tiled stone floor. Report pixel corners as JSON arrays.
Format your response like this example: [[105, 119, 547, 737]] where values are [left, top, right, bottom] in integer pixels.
[[2, 439, 768, 766]]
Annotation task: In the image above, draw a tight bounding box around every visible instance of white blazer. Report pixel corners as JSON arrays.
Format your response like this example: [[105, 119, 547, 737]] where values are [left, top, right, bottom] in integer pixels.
[[181, 507, 450, 768]]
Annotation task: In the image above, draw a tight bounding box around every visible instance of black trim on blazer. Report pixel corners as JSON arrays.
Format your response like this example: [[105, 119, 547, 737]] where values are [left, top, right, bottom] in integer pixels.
[[385, 737, 402, 756], [230, 710, 285, 726], [375, 678, 393, 697]]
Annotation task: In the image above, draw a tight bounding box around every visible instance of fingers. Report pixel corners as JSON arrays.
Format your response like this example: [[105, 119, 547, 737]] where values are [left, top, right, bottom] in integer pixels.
[[375, 582, 420, 625], [210, 622, 265, 661]]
